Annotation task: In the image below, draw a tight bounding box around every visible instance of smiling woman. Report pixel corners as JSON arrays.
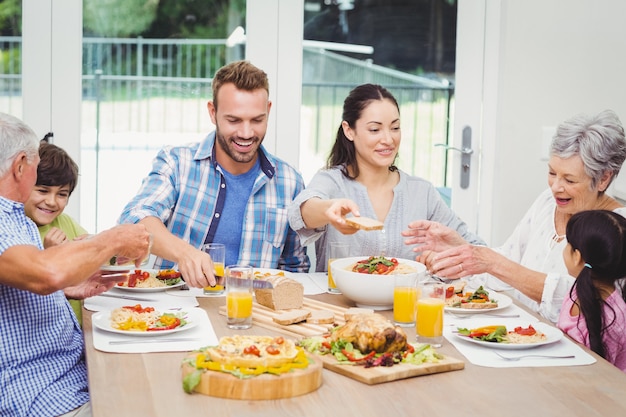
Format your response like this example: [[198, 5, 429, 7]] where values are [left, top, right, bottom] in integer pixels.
[[288, 83, 484, 273], [407, 110, 626, 324]]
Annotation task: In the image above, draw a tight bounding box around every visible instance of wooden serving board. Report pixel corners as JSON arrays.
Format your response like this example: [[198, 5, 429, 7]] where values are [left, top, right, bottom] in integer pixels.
[[315, 353, 464, 385], [219, 298, 465, 384], [218, 297, 348, 338], [181, 354, 323, 400]]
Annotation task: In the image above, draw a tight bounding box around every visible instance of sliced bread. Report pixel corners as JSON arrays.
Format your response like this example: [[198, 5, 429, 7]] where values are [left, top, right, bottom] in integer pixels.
[[306, 310, 335, 324], [272, 309, 311, 325], [344, 216, 384, 231]]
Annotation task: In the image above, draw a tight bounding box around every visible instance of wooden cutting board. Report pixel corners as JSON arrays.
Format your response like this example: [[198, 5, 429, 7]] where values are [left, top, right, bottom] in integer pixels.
[[218, 297, 347, 338], [181, 353, 323, 400], [315, 353, 464, 385], [218, 298, 465, 384]]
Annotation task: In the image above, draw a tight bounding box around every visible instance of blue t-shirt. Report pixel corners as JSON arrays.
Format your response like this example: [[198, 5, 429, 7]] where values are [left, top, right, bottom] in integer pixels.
[[214, 159, 261, 265]]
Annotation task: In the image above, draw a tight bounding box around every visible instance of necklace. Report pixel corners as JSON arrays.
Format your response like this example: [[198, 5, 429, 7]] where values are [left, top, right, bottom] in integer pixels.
[[549, 232, 566, 249]]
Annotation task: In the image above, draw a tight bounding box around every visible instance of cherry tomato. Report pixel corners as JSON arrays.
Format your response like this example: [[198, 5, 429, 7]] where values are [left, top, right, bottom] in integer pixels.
[[243, 345, 261, 356], [266, 345, 280, 355]]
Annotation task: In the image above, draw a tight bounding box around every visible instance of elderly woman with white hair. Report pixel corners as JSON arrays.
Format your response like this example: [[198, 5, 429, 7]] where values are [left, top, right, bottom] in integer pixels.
[[403, 109, 626, 323]]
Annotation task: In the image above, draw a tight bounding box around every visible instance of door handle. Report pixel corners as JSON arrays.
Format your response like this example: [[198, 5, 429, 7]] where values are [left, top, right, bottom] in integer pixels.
[[434, 126, 473, 189]]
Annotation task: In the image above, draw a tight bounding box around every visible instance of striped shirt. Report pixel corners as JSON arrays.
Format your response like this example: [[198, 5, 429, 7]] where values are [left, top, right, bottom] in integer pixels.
[[118, 132, 310, 272], [0, 197, 88, 417]]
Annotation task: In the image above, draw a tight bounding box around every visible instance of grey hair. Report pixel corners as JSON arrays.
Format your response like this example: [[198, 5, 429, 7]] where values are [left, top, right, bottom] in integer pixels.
[[0, 112, 40, 177], [551, 109, 626, 190]]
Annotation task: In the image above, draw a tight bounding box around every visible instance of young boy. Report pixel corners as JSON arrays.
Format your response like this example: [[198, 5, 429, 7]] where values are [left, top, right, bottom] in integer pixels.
[[24, 141, 88, 322]]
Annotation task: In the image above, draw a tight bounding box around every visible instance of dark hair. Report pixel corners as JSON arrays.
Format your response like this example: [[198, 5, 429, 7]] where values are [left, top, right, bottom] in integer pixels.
[[565, 210, 626, 359], [327, 83, 400, 179], [211, 60, 269, 110], [37, 141, 79, 194]]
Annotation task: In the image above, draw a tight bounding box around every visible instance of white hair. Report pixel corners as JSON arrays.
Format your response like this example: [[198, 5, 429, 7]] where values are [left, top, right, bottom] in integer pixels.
[[0, 113, 40, 177]]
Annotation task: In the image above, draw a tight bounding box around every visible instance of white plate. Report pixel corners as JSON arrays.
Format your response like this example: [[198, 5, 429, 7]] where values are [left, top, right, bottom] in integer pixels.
[[115, 280, 185, 293], [445, 290, 513, 314], [453, 322, 563, 350], [91, 309, 196, 336], [101, 258, 149, 272]]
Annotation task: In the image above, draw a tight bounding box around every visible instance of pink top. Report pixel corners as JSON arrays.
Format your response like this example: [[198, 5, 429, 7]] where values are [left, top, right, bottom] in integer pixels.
[[558, 289, 626, 372]]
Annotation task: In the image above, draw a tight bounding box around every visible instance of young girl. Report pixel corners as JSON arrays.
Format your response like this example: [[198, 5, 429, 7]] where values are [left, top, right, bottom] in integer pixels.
[[559, 210, 626, 371]]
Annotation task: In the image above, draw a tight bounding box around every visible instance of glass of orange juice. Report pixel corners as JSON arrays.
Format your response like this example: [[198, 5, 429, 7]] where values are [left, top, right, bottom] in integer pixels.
[[328, 242, 349, 293], [225, 264, 254, 329], [202, 243, 225, 296], [416, 281, 445, 347], [393, 273, 419, 327]]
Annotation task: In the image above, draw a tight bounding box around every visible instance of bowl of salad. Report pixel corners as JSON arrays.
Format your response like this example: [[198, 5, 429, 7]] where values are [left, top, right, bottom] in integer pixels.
[[330, 256, 426, 310]]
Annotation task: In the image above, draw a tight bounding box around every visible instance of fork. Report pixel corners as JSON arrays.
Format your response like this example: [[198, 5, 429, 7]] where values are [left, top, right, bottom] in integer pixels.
[[494, 351, 575, 361], [448, 313, 520, 319]]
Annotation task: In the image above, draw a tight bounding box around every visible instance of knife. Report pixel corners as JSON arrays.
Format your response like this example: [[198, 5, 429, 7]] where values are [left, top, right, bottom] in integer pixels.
[[109, 337, 201, 345], [226, 277, 274, 290], [96, 293, 159, 302]]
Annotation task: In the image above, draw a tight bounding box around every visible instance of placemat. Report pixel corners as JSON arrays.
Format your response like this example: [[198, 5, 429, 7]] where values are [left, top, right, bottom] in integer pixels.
[[85, 288, 199, 312], [92, 307, 218, 353], [444, 303, 596, 368]]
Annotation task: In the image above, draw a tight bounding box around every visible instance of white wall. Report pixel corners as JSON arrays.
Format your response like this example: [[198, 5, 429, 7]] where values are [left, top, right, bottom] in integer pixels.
[[478, 0, 626, 245]]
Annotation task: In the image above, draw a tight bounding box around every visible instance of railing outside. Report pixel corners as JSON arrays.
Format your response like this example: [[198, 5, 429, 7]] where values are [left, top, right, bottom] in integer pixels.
[[1, 36, 454, 215]]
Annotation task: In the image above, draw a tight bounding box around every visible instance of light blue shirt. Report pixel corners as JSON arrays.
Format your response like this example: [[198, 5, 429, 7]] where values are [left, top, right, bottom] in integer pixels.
[[288, 167, 485, 272], [0, 197, 88, 417], [118, 132, 310, 272]]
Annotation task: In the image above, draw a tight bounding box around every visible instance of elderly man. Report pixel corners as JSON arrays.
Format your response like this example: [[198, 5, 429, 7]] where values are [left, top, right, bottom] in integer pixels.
[[0, 112, 151, 417]]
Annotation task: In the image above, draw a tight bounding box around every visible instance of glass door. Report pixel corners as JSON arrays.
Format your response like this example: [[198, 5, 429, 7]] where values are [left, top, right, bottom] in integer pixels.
[[80, 0, 247, 232], [300, 0, 457, 203]]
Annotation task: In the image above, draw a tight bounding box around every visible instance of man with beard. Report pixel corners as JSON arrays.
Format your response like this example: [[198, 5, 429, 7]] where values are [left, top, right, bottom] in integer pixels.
[[119, 61, 310, 288]]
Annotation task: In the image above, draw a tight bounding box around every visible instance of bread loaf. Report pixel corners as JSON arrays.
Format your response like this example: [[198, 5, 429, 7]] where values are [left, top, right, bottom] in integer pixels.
[[254, 275, 304, 310]]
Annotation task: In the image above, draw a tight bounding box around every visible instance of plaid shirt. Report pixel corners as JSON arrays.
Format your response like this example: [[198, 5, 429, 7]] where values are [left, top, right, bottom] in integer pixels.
[[0, 197, 88, 417], [119, 132, 310, 272]]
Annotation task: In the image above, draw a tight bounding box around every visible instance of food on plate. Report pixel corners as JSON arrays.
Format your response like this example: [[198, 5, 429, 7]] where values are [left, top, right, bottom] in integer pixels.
[[298, 313, 444, 368], [445, 285, 498, 309], [116, 269, 182, 288], [109, 304, 188, 332], [306, 310, 335, 324], [344, 216, 384, 231], [254, 274, 304, 310], [349, 256, 417, 275], [457, 324, 547, 344], [331, 313, 407, 354], [344, 307, 375, 320], [273, 309, 312, 325], [182, 335, 313, 391]]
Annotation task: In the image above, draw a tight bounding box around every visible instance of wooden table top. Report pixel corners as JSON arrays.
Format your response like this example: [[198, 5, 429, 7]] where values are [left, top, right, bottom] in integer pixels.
[[83, 292, 626, 417]]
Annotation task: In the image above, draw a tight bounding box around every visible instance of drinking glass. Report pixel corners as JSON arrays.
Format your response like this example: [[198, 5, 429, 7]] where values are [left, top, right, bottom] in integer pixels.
[[328, 242, 349, 293], [202, 243, 226, 296], [225, 264, 254, 329], [416, 281, 445, 347], [393, 272, 419, 327]]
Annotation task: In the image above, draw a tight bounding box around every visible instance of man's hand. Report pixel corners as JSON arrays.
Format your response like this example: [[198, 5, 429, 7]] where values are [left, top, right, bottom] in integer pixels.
[[63, 271, 125, 299]]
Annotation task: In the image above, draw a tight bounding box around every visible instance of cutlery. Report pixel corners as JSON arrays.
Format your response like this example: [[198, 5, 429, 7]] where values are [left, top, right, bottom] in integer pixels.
[[448, 313, 520, 319], [109, 337, 201, 345], [494, 351, 575, 361], [228, 277, 274, 290], [97, 293, 159, 302]]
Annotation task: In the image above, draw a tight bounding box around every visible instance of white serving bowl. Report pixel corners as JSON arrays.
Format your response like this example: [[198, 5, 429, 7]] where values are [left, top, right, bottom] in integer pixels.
[[330, 256, 427, 310]]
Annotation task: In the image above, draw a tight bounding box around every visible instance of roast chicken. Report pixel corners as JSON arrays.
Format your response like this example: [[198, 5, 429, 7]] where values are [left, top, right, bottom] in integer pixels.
[[331, 313, 407, 354]]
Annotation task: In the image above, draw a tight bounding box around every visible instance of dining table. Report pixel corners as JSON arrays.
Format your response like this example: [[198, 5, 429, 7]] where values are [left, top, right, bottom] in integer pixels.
[[82, 274, 626, 417]]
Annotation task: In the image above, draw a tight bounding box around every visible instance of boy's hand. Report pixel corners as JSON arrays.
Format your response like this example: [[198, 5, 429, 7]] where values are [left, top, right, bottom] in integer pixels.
[[43, 227, 68, 248]]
